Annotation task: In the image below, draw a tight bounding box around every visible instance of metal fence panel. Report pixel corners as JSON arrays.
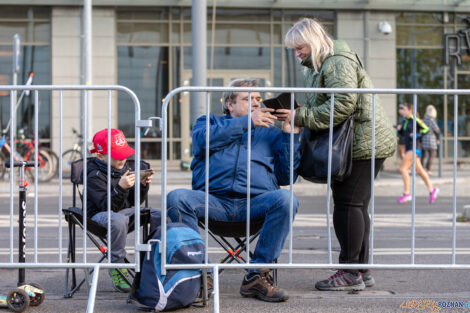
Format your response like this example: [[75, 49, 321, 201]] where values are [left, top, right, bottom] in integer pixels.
[[160, 86, 470, 313], [0, 85, 148, 313]]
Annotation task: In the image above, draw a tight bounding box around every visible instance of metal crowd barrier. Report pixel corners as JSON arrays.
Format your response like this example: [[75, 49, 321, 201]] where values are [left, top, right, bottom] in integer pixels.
[[160, 86, 470, 313], [0, 85, 153, 313]]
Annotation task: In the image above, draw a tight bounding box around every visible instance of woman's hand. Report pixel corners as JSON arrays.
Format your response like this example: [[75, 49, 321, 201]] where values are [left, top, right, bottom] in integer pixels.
[[275, 109, 301, 133]]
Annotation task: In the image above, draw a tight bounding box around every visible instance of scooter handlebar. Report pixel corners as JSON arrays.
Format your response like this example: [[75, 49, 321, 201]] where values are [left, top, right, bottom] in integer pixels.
[[5, 161, 36, 168]]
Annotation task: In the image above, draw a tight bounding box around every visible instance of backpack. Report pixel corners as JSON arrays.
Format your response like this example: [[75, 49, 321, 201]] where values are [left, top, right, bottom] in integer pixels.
[[129, 222, 205, 311]]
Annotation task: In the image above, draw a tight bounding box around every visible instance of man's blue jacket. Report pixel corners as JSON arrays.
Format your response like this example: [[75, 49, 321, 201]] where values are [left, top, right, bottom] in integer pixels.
[[191, 113, 301, 197]]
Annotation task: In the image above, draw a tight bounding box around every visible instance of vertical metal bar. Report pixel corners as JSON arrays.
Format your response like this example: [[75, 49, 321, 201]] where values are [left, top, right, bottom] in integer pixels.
[[204, 92, 210, 266], [58, 90, 63, 262], [411, 94, 417, 264], [246, 92, 252, 263], [134, 89, 142, 270], [107, 91, 112, 264], [9, 90, 14, 263], [85, 265, 100, 313], [213, 265, 219, 313], [326, 93, 334, 264], [34, 90, 39, 263], [438, 133, 443, 178], [82, 90, 88, 264], [161, 97, 168, 275], [288, 92, 294, 264], [369, 94, 376, 264], [452, 94, 458, 264]]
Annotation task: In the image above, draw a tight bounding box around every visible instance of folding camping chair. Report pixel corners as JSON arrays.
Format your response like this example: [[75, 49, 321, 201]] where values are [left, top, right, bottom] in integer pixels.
[[63, 158, 151, 298], [197, 218, 277, 284]]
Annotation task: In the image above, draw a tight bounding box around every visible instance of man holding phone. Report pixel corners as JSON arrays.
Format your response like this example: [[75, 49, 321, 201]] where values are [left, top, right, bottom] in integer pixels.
[[167, 78, 301, 302], [84, 128, 161, 293]]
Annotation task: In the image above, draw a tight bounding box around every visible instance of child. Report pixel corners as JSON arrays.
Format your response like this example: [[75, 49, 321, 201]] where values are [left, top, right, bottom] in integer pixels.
[[85, 128, 160, 292]]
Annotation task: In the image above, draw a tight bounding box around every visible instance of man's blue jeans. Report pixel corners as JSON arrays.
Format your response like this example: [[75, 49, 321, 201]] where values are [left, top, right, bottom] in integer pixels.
[[167, 189, 298, 272]]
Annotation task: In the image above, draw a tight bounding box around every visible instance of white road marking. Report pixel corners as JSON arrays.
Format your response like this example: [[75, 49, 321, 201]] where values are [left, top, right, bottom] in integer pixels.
[[0, 213, 469, 228]]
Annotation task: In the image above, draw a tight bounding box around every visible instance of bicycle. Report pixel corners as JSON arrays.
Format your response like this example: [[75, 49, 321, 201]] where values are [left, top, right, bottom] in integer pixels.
[[61, 128, 89, 179], [0, 129, 58, 182]]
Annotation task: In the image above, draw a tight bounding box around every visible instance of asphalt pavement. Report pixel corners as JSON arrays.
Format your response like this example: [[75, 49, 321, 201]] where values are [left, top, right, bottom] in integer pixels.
[[0, 166, 470, 313]]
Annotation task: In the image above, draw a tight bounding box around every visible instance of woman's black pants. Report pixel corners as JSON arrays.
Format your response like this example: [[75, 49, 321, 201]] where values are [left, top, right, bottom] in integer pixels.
[[331, 158, 385, 274]]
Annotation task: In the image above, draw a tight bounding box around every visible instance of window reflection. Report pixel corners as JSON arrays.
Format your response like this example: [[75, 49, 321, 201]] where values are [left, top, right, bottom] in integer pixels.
[[117, 46, 169, 138], [0, 48, 51, 138]]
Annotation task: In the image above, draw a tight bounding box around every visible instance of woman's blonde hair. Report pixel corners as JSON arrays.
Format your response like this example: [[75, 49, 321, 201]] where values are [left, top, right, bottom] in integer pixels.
[[284, 18, 334, 72], [425, 105, 437, 119]]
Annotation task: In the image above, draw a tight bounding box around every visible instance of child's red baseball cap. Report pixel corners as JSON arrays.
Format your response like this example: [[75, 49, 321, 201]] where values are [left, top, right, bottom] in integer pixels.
[[90, 128, 135, 160]]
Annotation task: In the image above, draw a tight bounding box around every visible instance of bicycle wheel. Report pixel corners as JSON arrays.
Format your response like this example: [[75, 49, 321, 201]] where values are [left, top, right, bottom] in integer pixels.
[[25, 148, 56, 182], [61, 149, 81, 179], [0, 151, 6, 180], [46, 149, 59, 178]]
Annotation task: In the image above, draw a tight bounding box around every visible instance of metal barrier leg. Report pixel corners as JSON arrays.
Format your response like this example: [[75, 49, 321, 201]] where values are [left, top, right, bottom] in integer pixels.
[[86, 265, 100, 313], [202, 268, 208, 306], [213, 265, 219, 313]]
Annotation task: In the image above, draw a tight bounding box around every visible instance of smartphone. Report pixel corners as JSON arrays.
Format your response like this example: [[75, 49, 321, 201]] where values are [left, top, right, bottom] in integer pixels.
[[127, 169, 154, 184], [263, 93, 300, 113]]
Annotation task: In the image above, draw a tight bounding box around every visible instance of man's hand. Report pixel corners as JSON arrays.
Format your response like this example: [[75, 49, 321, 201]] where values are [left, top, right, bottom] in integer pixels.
[[251, 108, 277, 128], [275, 109, 300, 133], [119, 170, 135, 189]]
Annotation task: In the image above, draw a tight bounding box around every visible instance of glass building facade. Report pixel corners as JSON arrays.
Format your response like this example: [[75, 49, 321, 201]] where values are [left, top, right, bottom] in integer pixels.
[[2, 4, 470, 160], [116, 8, 335, 160], [396, 12, 470, 158], [0, 7, 51, 140]]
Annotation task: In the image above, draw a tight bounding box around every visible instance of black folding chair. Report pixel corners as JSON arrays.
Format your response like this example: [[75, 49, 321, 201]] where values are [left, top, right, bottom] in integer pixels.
[[63, 158, 151, 298], [197, 218, 277, 283]]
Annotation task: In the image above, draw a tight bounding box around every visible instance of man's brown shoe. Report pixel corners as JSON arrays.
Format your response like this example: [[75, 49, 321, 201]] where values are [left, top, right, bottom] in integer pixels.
[[239, 269, 288, 302]]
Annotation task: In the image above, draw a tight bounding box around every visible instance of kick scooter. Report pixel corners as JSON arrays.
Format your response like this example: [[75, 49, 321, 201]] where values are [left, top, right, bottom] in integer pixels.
[[0, 161, 45, 312]]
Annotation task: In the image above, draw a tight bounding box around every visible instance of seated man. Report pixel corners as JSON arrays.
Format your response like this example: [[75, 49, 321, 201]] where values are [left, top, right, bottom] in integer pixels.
[[167, 78, 301, 302], [84, 128, 160, 293]]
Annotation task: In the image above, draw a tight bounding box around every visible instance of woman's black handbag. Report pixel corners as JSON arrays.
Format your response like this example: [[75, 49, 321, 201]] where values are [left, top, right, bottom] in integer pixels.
[[298, 114, 354, 184]]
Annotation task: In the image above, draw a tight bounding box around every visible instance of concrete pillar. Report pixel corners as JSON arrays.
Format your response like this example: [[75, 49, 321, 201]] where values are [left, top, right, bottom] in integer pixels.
[[337, 11, 397, 169], [51, 7, 116, 155], [191, 0, 207, 125]]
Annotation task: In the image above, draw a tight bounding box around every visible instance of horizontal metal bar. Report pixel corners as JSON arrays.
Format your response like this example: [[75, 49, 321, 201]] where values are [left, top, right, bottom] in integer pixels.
[[0, 263, 136, 269], [136, 243, 152, 252], [0, 85, 136, 92], [162, 86, 470, 96], [164, 263, 470, 270], [136, 119, 153, 128]]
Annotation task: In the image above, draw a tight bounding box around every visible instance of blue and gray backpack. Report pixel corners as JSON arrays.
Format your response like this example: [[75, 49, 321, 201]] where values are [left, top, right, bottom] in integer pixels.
[[129, 222, 205, 311]]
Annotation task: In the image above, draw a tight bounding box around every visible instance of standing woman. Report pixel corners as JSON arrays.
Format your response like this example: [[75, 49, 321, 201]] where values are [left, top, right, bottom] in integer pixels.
[[421, 104, 441, 175], [277, 18, 396, 291]]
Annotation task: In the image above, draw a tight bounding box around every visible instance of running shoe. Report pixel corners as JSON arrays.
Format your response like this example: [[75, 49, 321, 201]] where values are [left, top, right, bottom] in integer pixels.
[[397, 193, 412, 203], [315, 270, 365, 291], [109, 268, 131, 293], [429, 187, 439, 204], [360, 269, 375, 287]]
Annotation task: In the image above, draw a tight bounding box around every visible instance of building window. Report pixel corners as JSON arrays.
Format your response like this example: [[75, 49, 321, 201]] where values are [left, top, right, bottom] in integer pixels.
[[396, 12, 470, 158], [117, 7, 334, 160], [0, 7, 51, 139]]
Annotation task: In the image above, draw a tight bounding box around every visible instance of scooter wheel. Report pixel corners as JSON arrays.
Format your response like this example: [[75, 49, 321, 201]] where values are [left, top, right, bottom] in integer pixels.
[[7, 288, 30, 312], [26, 283, 45, 306]]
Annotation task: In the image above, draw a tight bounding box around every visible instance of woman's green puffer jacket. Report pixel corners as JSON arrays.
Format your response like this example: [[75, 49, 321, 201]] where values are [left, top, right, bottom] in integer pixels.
[[294, 40, 396, 160]]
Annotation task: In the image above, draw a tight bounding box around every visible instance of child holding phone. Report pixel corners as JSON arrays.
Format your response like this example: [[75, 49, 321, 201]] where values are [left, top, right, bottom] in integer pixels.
[[84, 128, 160, 293]]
